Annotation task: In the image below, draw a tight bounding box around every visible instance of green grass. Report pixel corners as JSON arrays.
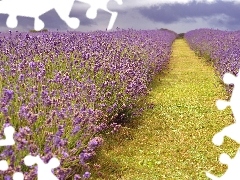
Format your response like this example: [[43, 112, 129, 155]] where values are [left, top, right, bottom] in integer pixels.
[[89, 39, 238, 179]]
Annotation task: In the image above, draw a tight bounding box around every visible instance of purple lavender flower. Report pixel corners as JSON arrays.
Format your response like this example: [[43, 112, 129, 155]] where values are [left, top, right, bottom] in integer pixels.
[[0, 29, 176, 179], [18, 74, 24, 81], [4, 175, 11, 180], [88, 137, 104, 150], [2, 89, 14, 104], [83, 172, 91, 179], [1, 106, 8, 115], [74, 174, 81, 180], [79, 152, 93, 165], [72, 125, 80, 135], [29, 61, 36, 69], [185, 28, 240, 94]]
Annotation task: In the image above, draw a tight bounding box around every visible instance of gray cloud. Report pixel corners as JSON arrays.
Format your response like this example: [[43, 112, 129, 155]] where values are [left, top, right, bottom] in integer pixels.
[[138, 1, 240, 23], [136, 1, 240, 31], [0, 1, 122, 32], [0, 0, 240, 33]]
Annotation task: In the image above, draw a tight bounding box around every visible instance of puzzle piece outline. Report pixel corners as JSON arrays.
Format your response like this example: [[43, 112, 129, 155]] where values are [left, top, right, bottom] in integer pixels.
[[216, 71, 240, 123], [0, 125, 25, 180], [206, 149, 240, 180], [0, 125, 15, 173], [78, 0, 122, 30], [0, 0, 123, 31], [212, 69, 240, 146], [0, 125, 60, 180], [0, 126, 15, 146], [24, 154, 60, 180], [207, 68, 240, 179]]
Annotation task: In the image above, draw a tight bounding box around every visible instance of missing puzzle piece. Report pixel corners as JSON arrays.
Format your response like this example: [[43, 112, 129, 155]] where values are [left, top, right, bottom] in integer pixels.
[[0, 126, 24, 180], [24, 154, 60, 180], [216, 70, 240, 123], [76, 0, 122, 30], [212, 70, 240, 146], [0, 0, 80, 31], [0, 0, 123, 31], [212, 122, 240, 146], [206, 149, 240, 180], [0, 160, 24, 180], [0, 126, 15, 146], [0, 0, 53, 30], [0, 160, 8, 171]]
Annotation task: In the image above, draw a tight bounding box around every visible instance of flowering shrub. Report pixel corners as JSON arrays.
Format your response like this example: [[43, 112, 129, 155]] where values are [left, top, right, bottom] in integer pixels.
[[185, 28, 240, 94], [0, 29, 177, 179]]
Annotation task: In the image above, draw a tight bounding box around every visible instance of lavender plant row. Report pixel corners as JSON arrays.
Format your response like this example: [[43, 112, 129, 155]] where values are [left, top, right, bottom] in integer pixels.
[[0, 29, 177, 179], [185, 28, 240, 94]]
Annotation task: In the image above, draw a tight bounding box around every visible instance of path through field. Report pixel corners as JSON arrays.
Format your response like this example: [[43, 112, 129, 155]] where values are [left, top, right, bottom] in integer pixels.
[[90, 39, 237, 179]]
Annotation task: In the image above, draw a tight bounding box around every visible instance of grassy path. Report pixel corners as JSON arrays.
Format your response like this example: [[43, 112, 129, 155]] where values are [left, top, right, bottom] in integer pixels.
[[90, 39, 237, 179]]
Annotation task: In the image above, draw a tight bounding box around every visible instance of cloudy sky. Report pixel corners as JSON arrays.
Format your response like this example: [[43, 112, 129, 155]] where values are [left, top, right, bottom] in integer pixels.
[[0, 0, 240, 33]]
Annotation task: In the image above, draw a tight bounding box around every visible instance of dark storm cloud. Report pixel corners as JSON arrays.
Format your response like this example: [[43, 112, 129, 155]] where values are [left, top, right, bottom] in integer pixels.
[[138, 1, 240, 27]]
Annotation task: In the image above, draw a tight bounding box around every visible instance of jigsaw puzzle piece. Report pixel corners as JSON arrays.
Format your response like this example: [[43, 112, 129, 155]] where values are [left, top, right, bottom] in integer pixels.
[[0, 0, 54, 30], [222, 72, 236, 85], [86, 7, 97, 19], [24, 154, 60, 180], [76, 0, 122, 30], [107, 11, 117, 31], [0, 160, 8, 171], [206, 172, 220, 180], [216, 100, 230, 111], [54, 0, 80, 29], [0, 0, 18, 28], [206, 150, 240, 180], [212, 123, 240, 146], [12, 172, 24, 180], [0, 126, 15, 146], [0, 0, 80, 31], [221, 71, 240, 123]]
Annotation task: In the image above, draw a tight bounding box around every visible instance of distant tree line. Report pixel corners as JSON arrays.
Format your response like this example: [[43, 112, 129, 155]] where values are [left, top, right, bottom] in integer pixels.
[[177, 33, 185, 39], [29, 28, 48, 33], [160, 28, 177, 35], [159, 28, 185, 39]]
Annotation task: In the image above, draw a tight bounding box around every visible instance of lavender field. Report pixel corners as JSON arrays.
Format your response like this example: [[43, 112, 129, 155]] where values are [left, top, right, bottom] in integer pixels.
[[185, 29, 240, 94], [0, 29, 177, 179]]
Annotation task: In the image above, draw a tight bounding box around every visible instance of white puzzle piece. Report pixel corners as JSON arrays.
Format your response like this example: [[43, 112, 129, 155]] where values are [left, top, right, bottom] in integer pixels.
[[0, 125, 60, 179], [0, 0, 123, 31], [77, 0, 122, 30], [206, 150, 240, 180], [0, 126, 15, 146], [24, 155, 60, 180], [207, 68, 240, 179]]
